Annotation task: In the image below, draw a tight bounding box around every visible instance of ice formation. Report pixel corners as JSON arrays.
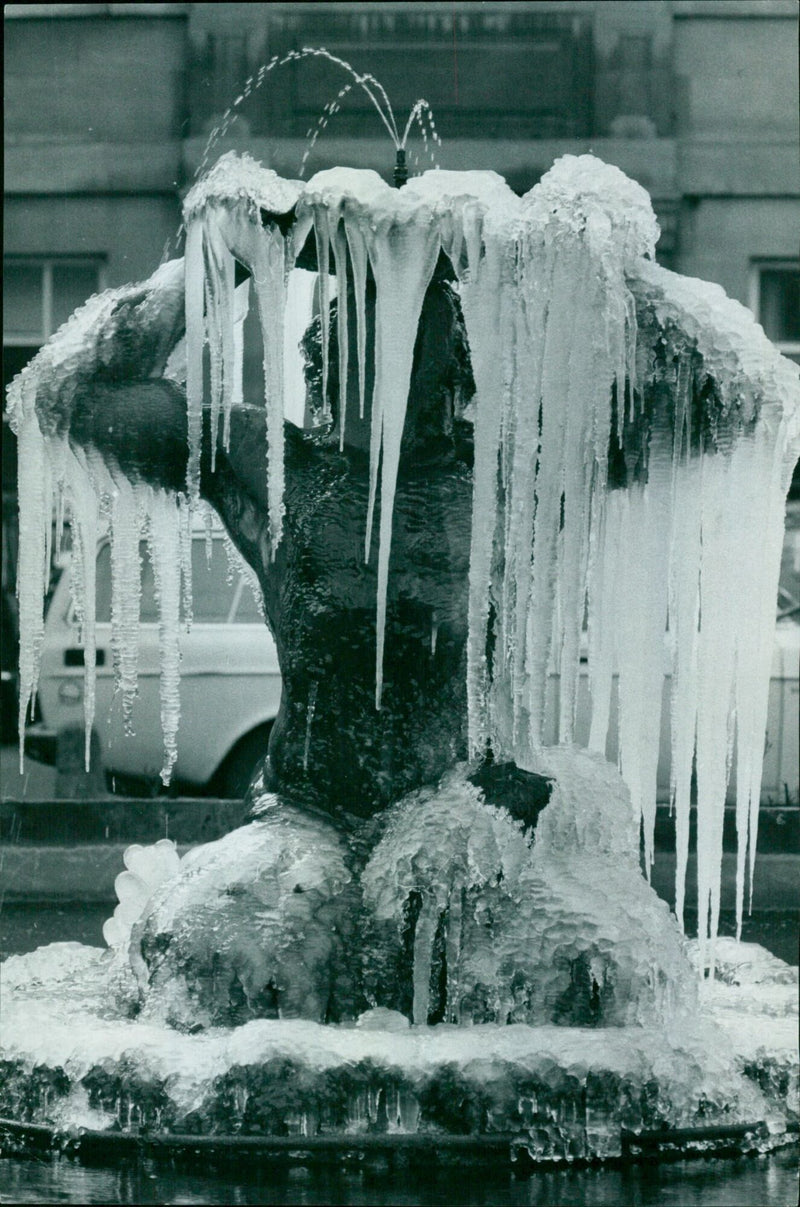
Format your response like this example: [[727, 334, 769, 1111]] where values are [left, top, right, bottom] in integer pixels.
[[182, 152, 305, 545], [8, 151, 800, 963], [134, 800, 359, 1029], [1, 935, 796, 1157], [363, 753, 696, 1029], [102, 838, 182, 952]]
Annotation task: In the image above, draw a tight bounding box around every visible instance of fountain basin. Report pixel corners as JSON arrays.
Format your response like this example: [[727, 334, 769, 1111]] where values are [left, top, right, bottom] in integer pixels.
[[1, 941, 796, 1166]]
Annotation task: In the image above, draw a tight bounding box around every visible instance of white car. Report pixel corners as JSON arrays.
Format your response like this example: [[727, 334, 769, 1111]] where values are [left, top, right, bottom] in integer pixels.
[[26, 521, 281, 797], [24, 504, 799, 804]]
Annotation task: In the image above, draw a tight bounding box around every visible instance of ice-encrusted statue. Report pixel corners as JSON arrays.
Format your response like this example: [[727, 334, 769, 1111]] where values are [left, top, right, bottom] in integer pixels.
[[8, 152, 800, 1031]]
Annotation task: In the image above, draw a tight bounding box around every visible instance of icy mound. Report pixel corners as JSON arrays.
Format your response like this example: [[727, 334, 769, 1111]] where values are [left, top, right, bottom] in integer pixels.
[[689, 937, 799, 988], [302, 165, 391, 211], [532, 746, 639, 860], [363, 758, 697, 1029], [362, 772, 531, 1025], [525, 153, 660, 261], [134, 799, 360, 1029], [633, 259, 800, 443], [6, 258, 185, 442], [182, 150, 303, 221]]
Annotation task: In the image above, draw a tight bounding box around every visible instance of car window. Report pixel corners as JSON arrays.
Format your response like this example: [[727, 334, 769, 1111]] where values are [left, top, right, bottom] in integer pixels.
[[189, 539, 239, 622], [231, 576, 264, 623], [778, 505, 800, 625], [94, 543, 165, 623], [94, 538, 252, 625]]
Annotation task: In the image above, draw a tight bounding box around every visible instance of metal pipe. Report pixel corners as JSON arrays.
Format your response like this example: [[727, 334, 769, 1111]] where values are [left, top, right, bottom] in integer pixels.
[[393, 148, 408, 188]]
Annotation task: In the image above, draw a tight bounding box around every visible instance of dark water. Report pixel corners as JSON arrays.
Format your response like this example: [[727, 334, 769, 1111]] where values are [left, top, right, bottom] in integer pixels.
[[0, 1150, 798, 1206]]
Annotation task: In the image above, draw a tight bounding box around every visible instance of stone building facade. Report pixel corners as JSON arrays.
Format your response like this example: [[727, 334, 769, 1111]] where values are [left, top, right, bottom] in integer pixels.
[[4, 0, 799, 557]]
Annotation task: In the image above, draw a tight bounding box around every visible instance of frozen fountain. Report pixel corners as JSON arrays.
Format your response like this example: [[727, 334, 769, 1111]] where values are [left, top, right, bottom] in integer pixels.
[[3, 107, 799, 1171]]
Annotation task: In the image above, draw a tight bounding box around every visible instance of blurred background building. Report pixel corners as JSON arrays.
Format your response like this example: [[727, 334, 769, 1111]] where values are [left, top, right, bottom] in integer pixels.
[[3, 0, 799, 595]]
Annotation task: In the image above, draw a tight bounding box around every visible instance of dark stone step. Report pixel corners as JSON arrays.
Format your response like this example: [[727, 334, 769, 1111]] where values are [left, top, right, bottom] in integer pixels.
[[1, 798, 797, 852]]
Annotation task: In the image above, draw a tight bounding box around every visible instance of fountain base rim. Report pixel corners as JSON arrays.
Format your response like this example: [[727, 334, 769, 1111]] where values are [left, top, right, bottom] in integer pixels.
[[1, 1115, 797, 1173]]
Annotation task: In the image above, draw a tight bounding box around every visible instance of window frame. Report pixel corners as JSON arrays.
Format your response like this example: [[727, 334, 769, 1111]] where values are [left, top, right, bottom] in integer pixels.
[[748, 258, 800, 359], [3, 256, 106, 347]]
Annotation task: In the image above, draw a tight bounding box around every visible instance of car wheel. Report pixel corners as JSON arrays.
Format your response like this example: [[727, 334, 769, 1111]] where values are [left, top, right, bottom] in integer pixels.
[[216, 725, 273, 800]]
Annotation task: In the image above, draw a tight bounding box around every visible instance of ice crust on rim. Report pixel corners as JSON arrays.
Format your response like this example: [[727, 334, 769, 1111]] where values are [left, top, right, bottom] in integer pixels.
[[8, 151, 800, 965], [1, 934, 795, 1155], [182, 150, 304, 222]]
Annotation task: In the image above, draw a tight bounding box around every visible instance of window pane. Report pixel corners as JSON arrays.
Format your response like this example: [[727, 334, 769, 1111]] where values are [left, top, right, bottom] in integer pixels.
[[51, 264, 100, 332], [95, 542, 157, 623], [234, 577, 264, 623], [778, 506, 800, 625], [3, 263, 43, 341], [140, 556, 159, 622], [760, 268, 800, 344], [190, 539, 238, 622], [96, 540, 242, 626], [95, 544, 113, 623]]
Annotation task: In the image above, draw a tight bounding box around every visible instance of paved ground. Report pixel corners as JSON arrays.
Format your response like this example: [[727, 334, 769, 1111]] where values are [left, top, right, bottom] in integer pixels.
[[0, 743, 56, 799]]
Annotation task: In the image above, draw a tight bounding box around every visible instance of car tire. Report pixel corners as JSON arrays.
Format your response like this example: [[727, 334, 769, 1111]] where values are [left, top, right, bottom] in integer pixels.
[[216, 724, 273, 800]]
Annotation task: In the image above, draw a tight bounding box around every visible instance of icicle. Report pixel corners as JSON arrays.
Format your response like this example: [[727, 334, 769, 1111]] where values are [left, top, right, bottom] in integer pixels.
[[694, 451, 738, 979], [503, 247, 549, 756], [344, 218, 369, 421], [444, 875, 464, 1022], [313, 210, 332, 424], [14, 395, 51, 763], [412, 899, 438, 1025], [109, 475, 144, 734], [668, 459, 702, 927], [204, 504, 214, 565], [459, 237, 506, 757], [329, 214, 350, 450], [247, 223, 289, 553], [746, 463, 789, 919], [146, 491, 183, 785], [553, 246, 609, 746], [365, 211, 441, 707], [731, 432, 786, 934], [184, 219, 206, 501], [230, 279, 250, 418], [520, 243, 580, 750], [202, 216, 236, 469], [614, 437, 673, 871], [219, 525, 265, 621], [213, 204, 290, 552], [178, 496, 194, 631], [66, 448, 100, 772], [587, 492, 622, 758]]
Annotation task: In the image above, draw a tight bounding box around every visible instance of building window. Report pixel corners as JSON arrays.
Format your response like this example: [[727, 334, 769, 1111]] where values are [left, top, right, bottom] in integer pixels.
[[750, 261, 800, 364], [3, 256, 105, 417], [3, 257, 104, 348], [2, 258, 105, 593]]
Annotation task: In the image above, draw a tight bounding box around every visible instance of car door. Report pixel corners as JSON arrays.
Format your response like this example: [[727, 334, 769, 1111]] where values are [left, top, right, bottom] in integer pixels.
[[95, 535, 280, 787]]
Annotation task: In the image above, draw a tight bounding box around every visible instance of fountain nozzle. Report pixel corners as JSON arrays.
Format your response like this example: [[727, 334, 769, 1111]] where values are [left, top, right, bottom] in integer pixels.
[[393, 148, 408, 188]]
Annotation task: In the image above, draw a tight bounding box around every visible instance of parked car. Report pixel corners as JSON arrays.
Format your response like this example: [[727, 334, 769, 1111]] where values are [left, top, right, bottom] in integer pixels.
[[21, 265, 325, 799], [25, 518, 280, 797]]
